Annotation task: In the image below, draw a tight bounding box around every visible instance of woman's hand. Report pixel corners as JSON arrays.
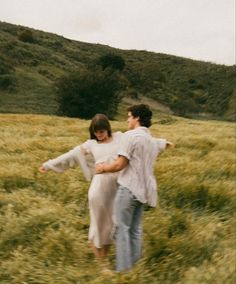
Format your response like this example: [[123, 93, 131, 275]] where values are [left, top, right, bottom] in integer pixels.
[[38, 166, 47, 173]]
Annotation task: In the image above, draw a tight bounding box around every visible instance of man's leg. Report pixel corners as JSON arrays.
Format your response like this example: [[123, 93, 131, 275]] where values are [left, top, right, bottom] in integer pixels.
[[114, 186, 135, 272], [130, 198, 143, 265]]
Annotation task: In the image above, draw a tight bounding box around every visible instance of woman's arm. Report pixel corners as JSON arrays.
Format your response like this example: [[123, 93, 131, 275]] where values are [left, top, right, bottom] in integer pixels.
[[38, 166, 47, 173], [38, 145, 94, 181]]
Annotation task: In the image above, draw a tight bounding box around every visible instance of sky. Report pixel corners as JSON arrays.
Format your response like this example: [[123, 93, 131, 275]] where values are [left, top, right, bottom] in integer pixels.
[[0, 0, 235, 66]]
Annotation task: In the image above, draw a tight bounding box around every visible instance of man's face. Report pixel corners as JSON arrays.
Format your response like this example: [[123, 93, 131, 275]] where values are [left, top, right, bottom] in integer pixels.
[[127, 112, 139, 129]]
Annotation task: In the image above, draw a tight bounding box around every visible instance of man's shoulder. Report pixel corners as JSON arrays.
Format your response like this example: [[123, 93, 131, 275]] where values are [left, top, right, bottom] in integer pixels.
[[125, 127, 150, 136], [124, 129, 135, 135]]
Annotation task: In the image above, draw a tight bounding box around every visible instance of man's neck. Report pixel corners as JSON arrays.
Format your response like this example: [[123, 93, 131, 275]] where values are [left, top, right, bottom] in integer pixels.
[[133, 122, 141, 129]]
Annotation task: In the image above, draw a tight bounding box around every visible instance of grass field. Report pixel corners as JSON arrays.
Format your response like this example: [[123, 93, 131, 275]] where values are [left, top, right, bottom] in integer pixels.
[[0, 113, 235, 283]]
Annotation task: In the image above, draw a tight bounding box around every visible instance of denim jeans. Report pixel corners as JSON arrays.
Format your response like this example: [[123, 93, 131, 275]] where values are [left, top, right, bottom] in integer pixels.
[[113, 186, 143, 272]]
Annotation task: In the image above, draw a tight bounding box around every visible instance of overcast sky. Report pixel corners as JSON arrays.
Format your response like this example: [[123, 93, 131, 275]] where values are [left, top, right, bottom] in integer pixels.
[[0, 0, 235, 65]]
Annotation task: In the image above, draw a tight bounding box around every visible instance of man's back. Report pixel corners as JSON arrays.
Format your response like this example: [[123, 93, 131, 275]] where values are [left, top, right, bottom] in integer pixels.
[[117, 127, 166, 207]]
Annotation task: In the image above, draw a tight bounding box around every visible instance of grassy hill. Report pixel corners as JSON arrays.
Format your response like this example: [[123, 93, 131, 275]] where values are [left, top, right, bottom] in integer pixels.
[[0, 21, 235, 121], [0, 113, 235, 283]]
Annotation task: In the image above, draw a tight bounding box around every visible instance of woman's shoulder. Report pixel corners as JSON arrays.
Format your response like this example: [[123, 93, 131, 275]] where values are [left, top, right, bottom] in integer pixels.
[[81, 139, 97, 149], [84, 138, 97, 144]]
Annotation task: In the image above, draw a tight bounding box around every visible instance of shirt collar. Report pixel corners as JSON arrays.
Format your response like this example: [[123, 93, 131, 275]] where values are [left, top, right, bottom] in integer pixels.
[[136, 126, 150, 133]]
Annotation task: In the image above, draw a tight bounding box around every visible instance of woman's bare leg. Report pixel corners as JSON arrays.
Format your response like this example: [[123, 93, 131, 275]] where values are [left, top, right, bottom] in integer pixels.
[[90, 243, 110, 257], [101, 244, 110, 258], [90, 243, 102, 258], [90, 243, 113, 273]]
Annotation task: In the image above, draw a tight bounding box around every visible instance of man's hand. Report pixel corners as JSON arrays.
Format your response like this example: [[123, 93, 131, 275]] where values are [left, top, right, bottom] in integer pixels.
[[38, 166, 47, 173], [95, 163, 104, 174], [166, 141, 175, 148], [95, 156, 129, 174]]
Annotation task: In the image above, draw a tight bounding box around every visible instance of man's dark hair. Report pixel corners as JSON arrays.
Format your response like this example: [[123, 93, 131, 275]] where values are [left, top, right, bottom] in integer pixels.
[[128, 104, 152, 128], [89, 114, 112, 140]]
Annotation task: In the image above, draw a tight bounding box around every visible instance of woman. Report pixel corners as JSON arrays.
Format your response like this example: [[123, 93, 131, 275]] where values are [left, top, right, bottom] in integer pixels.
[[38, 114, 123, 266]]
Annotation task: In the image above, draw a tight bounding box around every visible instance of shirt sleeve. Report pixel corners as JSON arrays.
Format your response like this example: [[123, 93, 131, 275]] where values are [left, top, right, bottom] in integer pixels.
[[80, 139, 94, 154], [43, 144, 94, 181], [117, 133, 133, 160], [156, 138, 167, 154]]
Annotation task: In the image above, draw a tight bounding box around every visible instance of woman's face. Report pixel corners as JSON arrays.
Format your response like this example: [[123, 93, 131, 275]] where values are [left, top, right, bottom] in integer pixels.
[[94, 129, 109, 142]]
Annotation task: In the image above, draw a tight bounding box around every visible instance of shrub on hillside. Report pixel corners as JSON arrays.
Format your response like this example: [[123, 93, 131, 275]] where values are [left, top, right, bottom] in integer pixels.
[[170, 95, 199, 116], [0, 58, 16, 90], [0, 74, 16, 90], [18, 29, 36, 44], [98, 53, 125, 71], [124, 63, 166, 93], [56, 68, 126, 119], [0, 58, 14, 75]]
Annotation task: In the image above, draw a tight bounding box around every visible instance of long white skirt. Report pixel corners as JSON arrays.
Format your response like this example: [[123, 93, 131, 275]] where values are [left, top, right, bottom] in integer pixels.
[[88, 172, 118, 248]]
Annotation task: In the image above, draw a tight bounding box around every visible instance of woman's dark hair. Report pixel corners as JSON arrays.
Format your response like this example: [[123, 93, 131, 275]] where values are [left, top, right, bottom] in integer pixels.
[[127, 104, 152, 128], [89, 114, 112, 140]]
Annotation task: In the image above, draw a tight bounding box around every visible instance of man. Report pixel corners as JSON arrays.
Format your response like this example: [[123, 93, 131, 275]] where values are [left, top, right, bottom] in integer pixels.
[[95, 104, 174, 272]]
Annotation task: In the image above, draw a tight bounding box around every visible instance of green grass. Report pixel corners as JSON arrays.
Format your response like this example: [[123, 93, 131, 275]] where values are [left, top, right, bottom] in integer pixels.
[[0, 113, 235, 283]]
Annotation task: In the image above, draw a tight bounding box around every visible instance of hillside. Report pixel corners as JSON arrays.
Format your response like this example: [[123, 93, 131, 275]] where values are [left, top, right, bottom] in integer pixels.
[[0, 113, 235, 283], [0, 21, 235, 120]]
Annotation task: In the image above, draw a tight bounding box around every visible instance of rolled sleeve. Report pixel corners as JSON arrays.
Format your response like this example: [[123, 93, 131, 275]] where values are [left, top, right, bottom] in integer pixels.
[[117, 134, 134, 160], [156, 138, 167, 153], [118, 150, 130, 160]]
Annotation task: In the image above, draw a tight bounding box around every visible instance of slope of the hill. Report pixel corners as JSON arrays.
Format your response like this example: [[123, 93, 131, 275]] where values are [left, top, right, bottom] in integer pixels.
[[0, 21, 235, 120]]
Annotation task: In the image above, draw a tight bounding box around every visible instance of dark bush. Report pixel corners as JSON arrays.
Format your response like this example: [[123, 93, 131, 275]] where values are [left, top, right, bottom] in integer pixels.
[[170, 95, 199, 116], [0, 58, 14, 75], [0, 74, 16, 90], [18, 29, 35, 43], [56, 68, 126, 119], [98, 53, 125, 71]]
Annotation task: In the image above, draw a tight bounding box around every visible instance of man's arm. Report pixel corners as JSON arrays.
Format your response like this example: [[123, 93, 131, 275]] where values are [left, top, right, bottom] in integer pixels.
[[95, 156, 129, 174], [166, 141, 175, 148]]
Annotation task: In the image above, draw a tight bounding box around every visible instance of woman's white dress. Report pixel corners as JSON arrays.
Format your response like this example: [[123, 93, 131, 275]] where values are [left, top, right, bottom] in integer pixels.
[[43, 132, 123, 248]]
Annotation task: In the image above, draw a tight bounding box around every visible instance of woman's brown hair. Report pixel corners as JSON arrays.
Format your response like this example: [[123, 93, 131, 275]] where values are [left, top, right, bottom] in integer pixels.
[[89, 114, 112, 140]]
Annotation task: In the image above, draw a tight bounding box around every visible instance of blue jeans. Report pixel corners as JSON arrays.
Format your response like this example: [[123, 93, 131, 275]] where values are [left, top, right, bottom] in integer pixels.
[[113, 186, 143, 272]]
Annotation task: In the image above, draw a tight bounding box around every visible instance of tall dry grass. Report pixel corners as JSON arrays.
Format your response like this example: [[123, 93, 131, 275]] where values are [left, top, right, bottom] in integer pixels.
[[0, 114, 235, 283]]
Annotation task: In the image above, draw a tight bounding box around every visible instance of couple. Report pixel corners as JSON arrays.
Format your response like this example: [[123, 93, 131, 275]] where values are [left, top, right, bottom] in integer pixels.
[[39, 104, 173, 272]]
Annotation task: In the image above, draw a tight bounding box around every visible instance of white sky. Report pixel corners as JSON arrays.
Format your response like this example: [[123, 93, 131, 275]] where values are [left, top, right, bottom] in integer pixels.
[[0, 0, 235, 65]]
